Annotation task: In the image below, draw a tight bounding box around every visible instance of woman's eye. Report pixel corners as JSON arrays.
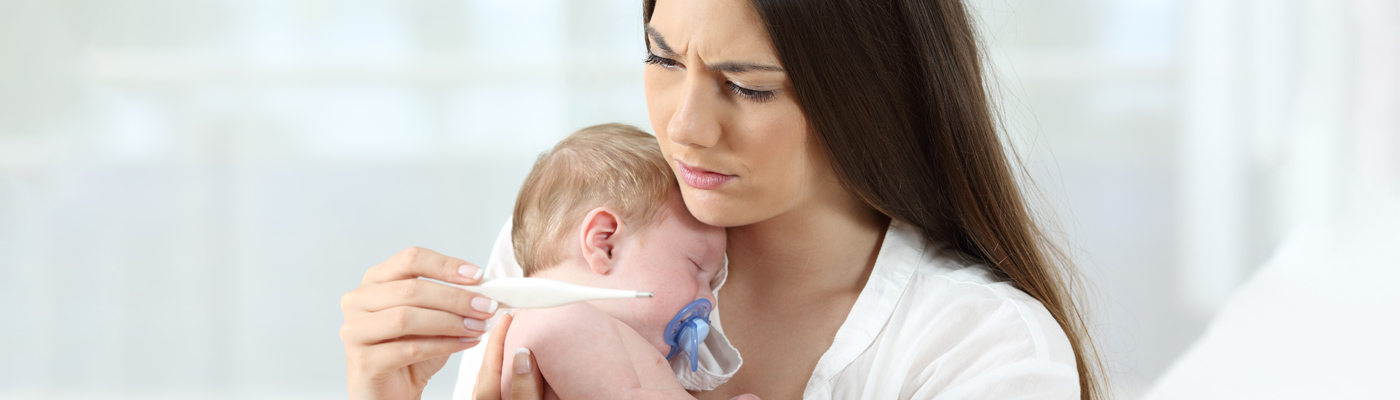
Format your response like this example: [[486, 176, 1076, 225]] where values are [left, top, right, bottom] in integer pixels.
[[727, 82, 776, 103], [645, 53, 683, 69]]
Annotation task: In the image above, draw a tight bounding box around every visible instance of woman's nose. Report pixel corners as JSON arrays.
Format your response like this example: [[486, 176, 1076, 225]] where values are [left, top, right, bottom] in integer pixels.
[[666, 76, 722, 149]]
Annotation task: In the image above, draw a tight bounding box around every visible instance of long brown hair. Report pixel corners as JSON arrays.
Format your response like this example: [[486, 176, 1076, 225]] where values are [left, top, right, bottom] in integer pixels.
[[643, 0, 1106, 398]]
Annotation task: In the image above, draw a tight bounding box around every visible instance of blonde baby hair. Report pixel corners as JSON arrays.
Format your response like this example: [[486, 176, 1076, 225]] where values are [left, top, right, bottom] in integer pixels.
[[512, 123, 676, 276]]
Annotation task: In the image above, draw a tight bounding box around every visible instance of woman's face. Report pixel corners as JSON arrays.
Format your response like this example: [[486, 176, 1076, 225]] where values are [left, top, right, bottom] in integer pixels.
[[644, 0, 837, 227]]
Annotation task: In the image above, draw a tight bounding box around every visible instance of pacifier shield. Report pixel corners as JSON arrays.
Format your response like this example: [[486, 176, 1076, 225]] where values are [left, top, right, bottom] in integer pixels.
[[663, 298, 713, 371]]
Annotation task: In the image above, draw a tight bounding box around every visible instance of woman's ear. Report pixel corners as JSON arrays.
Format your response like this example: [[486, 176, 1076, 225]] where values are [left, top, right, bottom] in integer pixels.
[[578, 207, 625, 275]]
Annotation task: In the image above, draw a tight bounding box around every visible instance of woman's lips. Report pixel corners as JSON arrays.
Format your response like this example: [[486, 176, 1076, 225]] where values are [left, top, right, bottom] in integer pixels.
[[676, 160, 735, 190]]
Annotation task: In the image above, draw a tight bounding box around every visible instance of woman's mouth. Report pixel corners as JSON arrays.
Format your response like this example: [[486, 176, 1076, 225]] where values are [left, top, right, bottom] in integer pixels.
[[676, 160, 736, 190]]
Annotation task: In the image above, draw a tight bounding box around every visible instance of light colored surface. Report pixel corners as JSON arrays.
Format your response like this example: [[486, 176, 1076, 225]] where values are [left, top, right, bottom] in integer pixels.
[[0, 0, 1396, 398], [1141, 201, 1400, 399]]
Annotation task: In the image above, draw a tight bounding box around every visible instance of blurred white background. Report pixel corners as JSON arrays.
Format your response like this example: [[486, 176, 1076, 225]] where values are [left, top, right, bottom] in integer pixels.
[[0, 0, 1395, 399]]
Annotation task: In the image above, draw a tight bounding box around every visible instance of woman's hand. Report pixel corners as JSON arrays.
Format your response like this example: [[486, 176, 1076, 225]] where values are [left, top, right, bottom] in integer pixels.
[[473, 312, 547, 399], [341, 247, 499, 400]]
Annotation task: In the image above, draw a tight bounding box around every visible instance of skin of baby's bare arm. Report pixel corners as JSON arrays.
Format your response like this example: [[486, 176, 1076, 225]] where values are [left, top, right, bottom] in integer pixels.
[[502, 303, 692, 400]]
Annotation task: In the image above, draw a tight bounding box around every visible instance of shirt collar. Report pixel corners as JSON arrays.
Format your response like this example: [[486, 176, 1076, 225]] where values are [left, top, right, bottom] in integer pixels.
[[803, 219, 923, 396]]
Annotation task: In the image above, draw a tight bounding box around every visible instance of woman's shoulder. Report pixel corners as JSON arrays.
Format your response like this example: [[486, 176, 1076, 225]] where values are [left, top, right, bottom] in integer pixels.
[[811, 221, 1079, 398], [877, 221, 1071, 354], [900, 248, 1075, 361], [877, 221, 1071, 344], [806, 222, 1086, 397], [812, 226, 1080, 397]]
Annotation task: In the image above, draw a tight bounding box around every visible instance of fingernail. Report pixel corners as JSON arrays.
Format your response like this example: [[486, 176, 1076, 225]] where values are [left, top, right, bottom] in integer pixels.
[[458, 264, 483, 281], [472, 297, 498, 314], [463, 318, 487, 332], [513, 348, 532, 374], [459, 335, 482, 343], [506, 308, 517, 316]]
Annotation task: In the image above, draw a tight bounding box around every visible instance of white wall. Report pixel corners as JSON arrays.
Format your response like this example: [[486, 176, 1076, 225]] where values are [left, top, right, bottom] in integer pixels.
[[0, 0, 1395, 398]]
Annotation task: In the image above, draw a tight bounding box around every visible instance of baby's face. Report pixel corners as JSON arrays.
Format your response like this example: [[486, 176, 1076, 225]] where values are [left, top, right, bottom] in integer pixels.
[[597, 193, 726, 354]]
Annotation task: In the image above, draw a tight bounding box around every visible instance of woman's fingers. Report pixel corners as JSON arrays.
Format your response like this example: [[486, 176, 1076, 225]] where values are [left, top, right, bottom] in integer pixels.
[[363, 246, 484, 286], [473, 312, 515, 400], [342, 278, 498, 320], [342, 247, 488, 400], [509, 347, 545, 400], [350, 335, 478, 374], [342, 306, 489, 345]]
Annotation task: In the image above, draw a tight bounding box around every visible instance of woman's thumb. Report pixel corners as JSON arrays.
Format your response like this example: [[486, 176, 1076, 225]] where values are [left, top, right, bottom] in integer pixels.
[[508, 347, 545, 400]]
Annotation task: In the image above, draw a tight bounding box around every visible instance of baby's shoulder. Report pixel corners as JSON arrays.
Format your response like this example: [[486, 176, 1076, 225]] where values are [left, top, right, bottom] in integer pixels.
[[510, 303, 612, 337]]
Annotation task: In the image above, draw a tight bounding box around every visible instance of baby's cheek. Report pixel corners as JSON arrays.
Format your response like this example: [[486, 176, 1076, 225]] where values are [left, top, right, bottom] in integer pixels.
[[660, 278, 702, 307], [643, 280, 698, 333]]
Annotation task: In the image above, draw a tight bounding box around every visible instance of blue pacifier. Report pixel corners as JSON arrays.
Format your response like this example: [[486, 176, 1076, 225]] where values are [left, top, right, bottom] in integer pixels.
[[663, 298, 712, 372]]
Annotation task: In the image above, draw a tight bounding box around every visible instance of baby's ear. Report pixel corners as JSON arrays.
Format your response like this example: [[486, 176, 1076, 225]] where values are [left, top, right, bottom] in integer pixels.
[[578, 207, 624, 275]]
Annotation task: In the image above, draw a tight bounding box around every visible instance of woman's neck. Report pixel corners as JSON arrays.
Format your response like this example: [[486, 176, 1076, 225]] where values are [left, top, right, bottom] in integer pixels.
[[723, 191, 890, 304]]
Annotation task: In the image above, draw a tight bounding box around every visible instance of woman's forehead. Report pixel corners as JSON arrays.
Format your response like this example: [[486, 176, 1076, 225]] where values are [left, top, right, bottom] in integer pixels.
[[648, 0, 780, 65]]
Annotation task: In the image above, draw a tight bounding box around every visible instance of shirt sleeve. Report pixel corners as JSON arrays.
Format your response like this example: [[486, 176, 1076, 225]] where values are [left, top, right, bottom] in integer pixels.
[[483, 217, 524, 280], [450, 218, 521, 400], [910, 296, 1081, 400], [920, 359, 1080, 399]]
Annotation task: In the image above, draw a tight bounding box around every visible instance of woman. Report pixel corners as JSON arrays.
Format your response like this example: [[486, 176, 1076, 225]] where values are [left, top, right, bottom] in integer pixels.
[[340, 0, 1105, 398]]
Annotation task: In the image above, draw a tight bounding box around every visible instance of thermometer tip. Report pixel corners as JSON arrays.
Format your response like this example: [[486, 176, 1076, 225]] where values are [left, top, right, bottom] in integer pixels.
[[637, 292, 654, 298]]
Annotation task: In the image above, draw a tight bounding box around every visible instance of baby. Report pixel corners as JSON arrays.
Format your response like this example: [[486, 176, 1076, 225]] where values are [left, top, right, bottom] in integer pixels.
[[501, 124, 728, 399]]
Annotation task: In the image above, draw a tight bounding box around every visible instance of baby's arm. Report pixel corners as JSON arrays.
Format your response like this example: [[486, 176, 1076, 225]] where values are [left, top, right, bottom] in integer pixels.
[[503, 304, 691, 400]]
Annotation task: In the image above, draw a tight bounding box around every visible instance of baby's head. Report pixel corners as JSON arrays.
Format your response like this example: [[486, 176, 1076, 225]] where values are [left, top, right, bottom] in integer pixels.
[[513, 123, 725, 354]]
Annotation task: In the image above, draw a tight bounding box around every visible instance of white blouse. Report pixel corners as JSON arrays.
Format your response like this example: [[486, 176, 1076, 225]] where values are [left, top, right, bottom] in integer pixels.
[[452, 219, 1080, 399]]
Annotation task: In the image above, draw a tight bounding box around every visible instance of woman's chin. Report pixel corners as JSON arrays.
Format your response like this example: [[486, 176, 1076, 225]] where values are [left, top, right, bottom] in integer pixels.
[[680, 189, 767, 228]]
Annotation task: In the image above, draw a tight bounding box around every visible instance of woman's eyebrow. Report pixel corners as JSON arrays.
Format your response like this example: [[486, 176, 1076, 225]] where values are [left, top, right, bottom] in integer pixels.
[[645, 25, 680, 57], [645, 24, 785, 74], [708, 61, 784, 73]]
